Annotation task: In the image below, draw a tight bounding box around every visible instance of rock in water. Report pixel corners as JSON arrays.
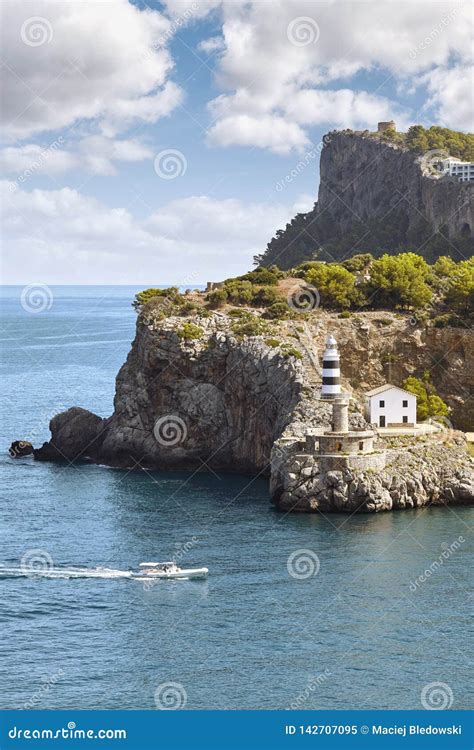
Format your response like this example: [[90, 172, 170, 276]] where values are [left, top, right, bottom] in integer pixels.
[[33, 407, 105, 462], [9, 440, 34, 458]]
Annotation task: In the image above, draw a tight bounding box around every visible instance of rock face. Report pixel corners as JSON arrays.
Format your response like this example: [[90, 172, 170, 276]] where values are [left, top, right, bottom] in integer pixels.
[[259, 131, 474, 267], [34, 407, 106, 462], [30, 310, 474, 512], [80, 316, 306, 473], [271, 433, 474, 513]]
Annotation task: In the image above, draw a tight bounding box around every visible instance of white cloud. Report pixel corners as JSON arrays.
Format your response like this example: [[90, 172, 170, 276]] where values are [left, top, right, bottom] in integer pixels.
[[0, 137, 153, 180], [197, 36, 226, 54], [195, 0, 473, 152], [208, 114, 310, 154], [1, 182, 305, 283], [1, 0, 182, 140], [421, 65, 474, 132]]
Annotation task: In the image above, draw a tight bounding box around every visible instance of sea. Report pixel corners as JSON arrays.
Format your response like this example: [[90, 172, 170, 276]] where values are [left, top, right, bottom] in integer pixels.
[[0, 286, 472, 710]]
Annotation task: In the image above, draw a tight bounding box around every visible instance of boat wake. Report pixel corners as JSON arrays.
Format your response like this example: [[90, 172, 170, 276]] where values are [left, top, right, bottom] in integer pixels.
[[0, 566, 132, 580]]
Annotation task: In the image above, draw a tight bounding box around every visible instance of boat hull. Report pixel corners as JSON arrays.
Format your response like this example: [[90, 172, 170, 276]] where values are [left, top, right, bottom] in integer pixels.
[[133, 567, 208, 580]]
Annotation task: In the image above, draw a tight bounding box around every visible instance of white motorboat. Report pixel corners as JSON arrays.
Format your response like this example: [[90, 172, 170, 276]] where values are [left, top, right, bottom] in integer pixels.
[[133, 562, 208, 580]]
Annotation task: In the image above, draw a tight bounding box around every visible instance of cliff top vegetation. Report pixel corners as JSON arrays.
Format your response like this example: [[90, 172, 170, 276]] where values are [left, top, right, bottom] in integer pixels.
[[367, 124, 474, 162], [133, 253, 473, 329]]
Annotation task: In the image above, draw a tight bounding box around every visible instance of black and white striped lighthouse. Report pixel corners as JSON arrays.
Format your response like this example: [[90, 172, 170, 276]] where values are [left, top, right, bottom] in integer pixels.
[[320, 335, 341, 399]]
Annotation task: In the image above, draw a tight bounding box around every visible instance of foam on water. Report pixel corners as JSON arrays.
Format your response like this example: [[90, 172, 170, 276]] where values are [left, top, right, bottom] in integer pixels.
[[0, 566, 133, 579]]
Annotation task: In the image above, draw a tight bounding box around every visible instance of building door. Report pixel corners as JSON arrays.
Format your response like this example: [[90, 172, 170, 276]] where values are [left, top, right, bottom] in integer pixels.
[[379, 416, 386, 427]]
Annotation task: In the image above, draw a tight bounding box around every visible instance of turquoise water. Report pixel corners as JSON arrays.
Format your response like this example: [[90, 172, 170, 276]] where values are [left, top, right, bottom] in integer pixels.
[[0, 286, 472, 710]]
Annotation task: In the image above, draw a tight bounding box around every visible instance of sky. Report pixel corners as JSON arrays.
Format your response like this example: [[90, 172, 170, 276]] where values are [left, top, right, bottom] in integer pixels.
[[1, 0, 473, 285]]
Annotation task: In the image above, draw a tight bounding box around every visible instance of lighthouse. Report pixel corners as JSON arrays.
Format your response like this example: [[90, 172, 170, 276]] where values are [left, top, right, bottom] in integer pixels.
[[320, 335, 341, 399], [320, 334, 349, 433]]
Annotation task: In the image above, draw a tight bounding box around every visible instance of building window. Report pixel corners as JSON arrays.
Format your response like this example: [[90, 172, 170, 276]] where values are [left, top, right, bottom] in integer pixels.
[[359, 441, 364, 451], [403, 416, 408, 424], [336, 442, 342, 452], [379, 399, 385, 407], [403, 400, 408, 407]]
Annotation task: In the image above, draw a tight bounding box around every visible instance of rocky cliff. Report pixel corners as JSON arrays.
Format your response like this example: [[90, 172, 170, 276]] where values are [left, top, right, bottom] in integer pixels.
[[259, 131, 474, 267], [30, 308, 474, 513]]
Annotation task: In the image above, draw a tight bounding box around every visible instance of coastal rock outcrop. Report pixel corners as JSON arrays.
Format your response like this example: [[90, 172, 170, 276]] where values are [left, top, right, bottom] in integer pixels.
[[26, 309, 474, 512], [272, 433, 474, 513], [34, 407, 105, 462], [259, 131, 473, 267]]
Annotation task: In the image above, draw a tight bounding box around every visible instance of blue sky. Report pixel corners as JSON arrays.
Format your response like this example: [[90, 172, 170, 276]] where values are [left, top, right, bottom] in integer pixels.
[[1, 0, 472, 284]]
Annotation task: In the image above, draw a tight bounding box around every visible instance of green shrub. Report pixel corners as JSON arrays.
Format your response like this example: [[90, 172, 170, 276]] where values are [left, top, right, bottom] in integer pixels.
[[339, 310, 352, 319], [207, 288, 228, 308], [231, 314, 273, 338], [376, 318, 392, 326], [367, 253, 432, 310], [240, 266, 283, 285], [402, 375, 449, 421], [281, 344, 303, 360], [228, 307, 247, 317], [263, 301, 290, 319], [177, 322, 204, 341], [223, 279, 253, 304], [265, 338, 281, 348], [251, 286, 279, 307], [305, 263, 364, 309], [133, 287, 181, 310]]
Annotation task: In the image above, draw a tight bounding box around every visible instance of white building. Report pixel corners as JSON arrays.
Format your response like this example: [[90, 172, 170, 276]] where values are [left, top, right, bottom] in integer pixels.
[[437, 158, 474, 182], [365, 384, 417, 428]]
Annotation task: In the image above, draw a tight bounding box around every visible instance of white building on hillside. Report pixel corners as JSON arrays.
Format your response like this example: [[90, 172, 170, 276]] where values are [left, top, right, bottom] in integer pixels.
[[365, 384, 417, 428], [437, 158, 474, 182]]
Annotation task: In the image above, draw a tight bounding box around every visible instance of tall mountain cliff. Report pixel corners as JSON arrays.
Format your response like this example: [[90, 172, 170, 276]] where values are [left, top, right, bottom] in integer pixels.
[[259, 131, 474, 268]]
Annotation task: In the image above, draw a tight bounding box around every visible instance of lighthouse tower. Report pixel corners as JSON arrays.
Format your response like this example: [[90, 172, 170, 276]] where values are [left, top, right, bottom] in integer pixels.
[[320, 335, 341, 399]]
